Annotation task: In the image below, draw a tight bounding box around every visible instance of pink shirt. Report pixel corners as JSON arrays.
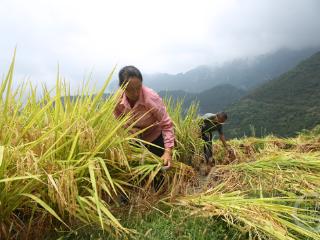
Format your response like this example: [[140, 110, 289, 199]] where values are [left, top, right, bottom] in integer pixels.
[[114, 86, 175, 148]]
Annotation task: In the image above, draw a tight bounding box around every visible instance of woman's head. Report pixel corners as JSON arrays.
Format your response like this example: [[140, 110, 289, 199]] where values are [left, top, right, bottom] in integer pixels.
[[118, 66, 143, 103]]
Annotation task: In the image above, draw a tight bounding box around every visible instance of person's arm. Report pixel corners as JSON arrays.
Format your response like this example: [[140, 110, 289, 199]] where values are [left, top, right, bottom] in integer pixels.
[[114, 94, 124, 119], [114, 100, 139, 135], [150, 95, 175, 167], [220, 132, 236, 159], [162, 148, 173, 168], [219, 133, 228, 148], [114, 105, 122, 119], [217, 125, 228, 149]]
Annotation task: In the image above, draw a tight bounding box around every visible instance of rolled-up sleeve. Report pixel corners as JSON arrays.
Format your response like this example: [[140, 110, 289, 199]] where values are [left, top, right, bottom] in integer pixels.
[[150, 96, 175, 148]]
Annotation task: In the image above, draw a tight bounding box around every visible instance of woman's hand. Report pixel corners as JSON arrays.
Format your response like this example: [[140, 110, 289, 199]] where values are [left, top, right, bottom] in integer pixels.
[[129, 127, 141, 135], [161, 148, 172, 168]]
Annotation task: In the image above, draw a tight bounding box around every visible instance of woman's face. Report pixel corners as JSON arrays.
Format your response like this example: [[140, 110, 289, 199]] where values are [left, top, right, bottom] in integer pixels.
[[124, 77, 142, 103]]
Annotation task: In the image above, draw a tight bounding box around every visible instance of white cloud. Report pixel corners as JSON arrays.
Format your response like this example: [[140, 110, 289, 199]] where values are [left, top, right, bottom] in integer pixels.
[[0, 0, 319, 89]]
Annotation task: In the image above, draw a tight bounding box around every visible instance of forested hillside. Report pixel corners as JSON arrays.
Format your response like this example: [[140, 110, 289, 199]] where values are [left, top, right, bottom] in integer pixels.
[[226, 51, 320, 138], [159, 84, 246, 114]]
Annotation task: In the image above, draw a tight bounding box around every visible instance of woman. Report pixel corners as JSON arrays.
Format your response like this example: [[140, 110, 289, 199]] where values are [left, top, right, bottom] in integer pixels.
[[114, 66, 174, 168]]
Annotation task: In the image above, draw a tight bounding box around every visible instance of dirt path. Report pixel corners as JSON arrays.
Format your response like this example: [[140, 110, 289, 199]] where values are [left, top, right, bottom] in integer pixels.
[[188, 164, 213, 194]]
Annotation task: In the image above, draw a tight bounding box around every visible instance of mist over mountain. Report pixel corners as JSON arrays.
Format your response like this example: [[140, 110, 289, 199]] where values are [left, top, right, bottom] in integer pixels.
[[143, 47, 320, 93], [159, 84, 247, 114]]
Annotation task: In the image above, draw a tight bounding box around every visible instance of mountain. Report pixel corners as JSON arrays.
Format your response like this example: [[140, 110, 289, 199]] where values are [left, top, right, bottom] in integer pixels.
[[144, 47, 320, 93], [196, 84, 247, 114], [225, 51, 320, 138], [159, 84, 247, 114]]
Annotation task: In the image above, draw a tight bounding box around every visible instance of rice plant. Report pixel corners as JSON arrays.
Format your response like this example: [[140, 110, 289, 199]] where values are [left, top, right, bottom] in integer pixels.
[[0, 55, 193, 239], [164, 97, 204, 168], [1, 53, 320, 240], [176, 185, 320, 240]]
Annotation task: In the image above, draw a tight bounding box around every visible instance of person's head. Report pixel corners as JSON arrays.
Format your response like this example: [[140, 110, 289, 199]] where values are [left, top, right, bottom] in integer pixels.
[[118, 66, 143, 103], [216, 112, 228, 123]]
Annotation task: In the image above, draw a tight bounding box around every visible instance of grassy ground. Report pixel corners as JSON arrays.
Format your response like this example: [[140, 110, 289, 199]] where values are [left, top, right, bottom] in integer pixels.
[[49, 208, 243, 240]]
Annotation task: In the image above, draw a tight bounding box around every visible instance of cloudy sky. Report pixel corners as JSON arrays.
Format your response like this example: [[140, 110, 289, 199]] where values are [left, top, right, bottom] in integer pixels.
[[0, 0, 320, 89]]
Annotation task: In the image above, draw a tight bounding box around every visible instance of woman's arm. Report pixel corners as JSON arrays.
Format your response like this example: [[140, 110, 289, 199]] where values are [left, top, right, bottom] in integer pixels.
[[150, 95, 175, 166]]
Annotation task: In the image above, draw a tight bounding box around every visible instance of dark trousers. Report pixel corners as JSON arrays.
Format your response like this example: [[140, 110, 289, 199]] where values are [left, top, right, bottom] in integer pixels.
[[119, 134, 166, 203], [202, 131, 213, 163], [144, 134, 165, 157]]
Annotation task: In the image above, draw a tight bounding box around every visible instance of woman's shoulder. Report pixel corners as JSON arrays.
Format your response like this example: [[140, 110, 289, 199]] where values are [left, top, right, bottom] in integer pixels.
[[142, 86, 162, 105]]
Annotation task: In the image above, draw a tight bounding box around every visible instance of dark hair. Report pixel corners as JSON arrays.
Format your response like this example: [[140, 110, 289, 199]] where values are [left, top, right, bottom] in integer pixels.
[[118, 66, 143, 87], [217, 112, 228, 120]]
